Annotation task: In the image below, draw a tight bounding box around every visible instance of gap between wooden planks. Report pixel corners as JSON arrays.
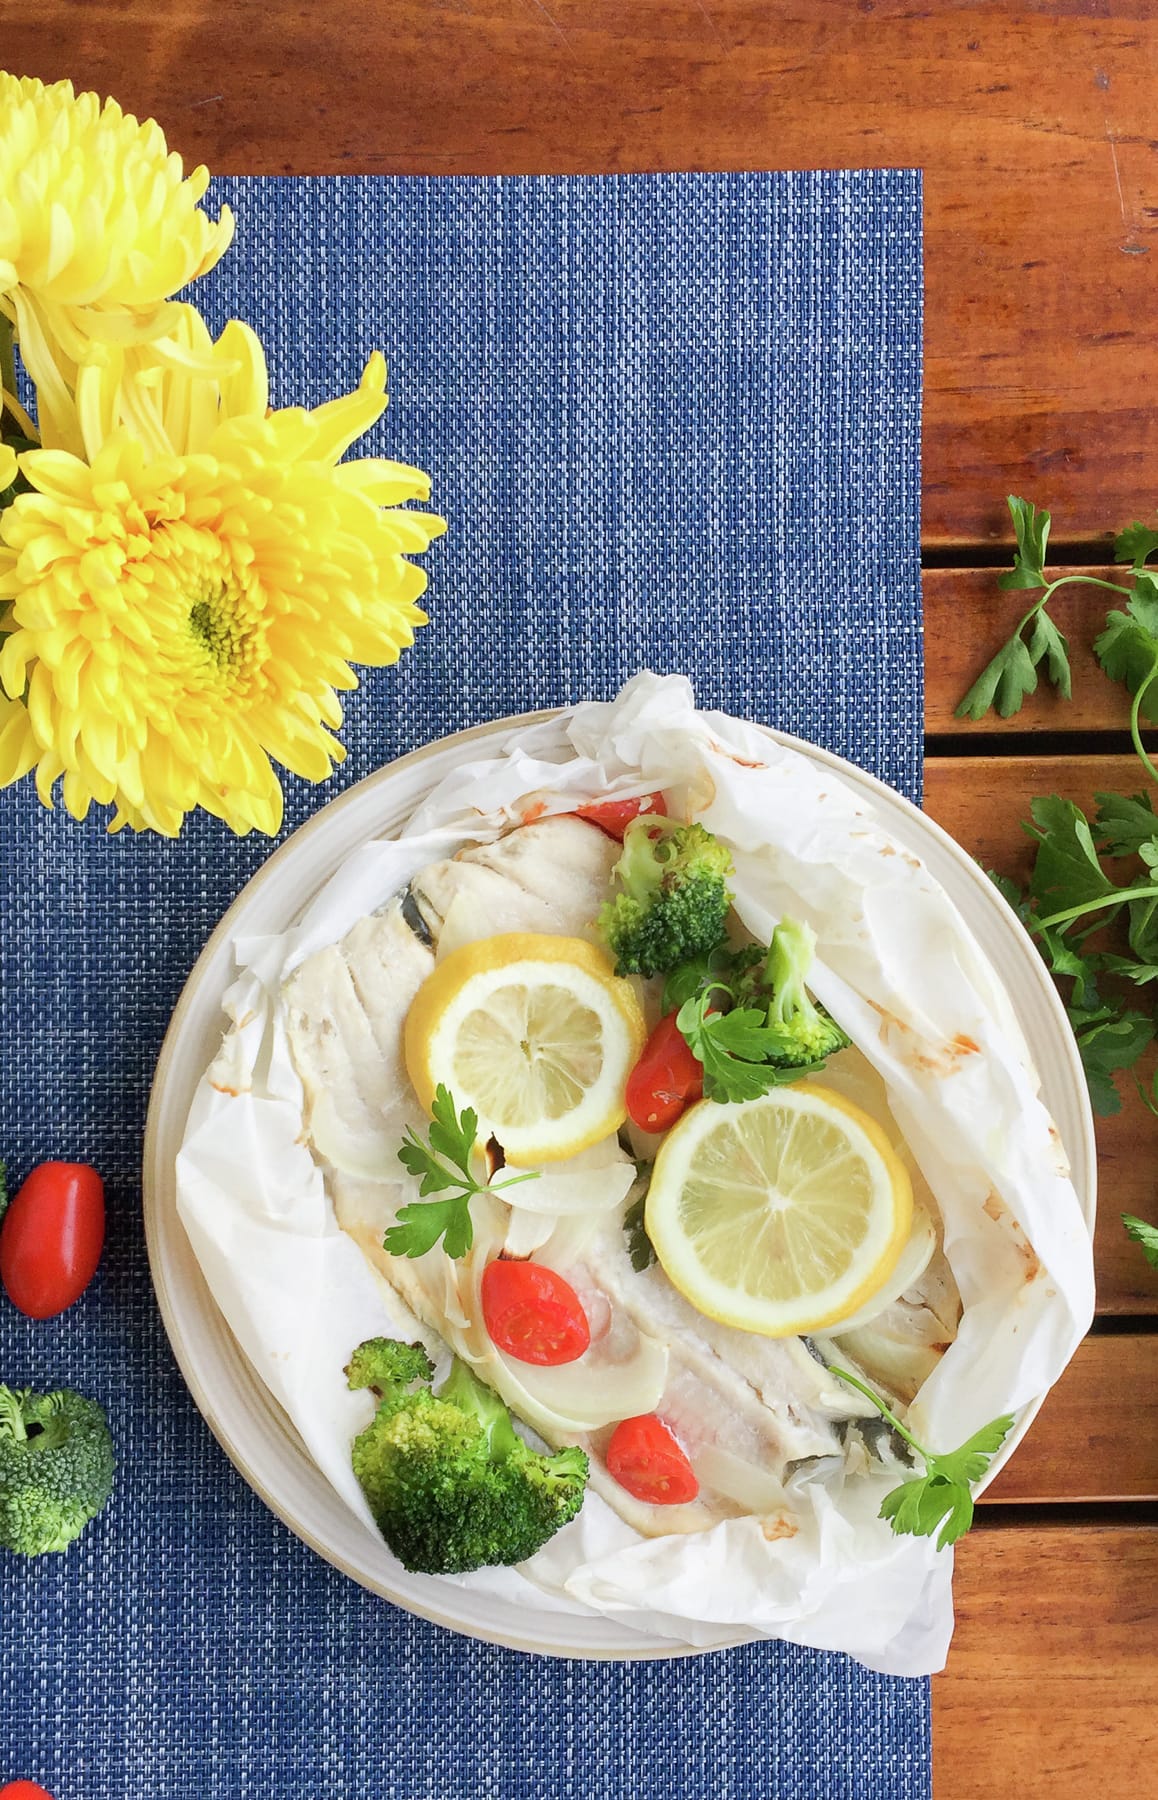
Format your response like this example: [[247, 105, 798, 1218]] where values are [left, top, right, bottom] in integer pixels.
[[932, 1524, 1158, 1800]]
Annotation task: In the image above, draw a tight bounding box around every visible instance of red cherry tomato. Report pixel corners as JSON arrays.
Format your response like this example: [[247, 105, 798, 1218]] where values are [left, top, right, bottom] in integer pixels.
[[574, 791, 668, 841], [481, 1259, 591, 1365], [0, 1162, 105, 1320], [606, 1415, 699, 1505], [625, 1011, 704, 1132], [0, 1782, 57, 1799]]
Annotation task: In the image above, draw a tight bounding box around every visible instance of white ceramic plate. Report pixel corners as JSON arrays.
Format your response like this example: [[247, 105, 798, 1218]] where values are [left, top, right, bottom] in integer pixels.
[[143, 710, 1097, 1658]]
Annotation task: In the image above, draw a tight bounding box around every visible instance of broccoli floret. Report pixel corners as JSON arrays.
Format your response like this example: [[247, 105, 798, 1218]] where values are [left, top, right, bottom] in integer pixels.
[[735, 918, 851, 1067], [346, 1337, 588, 1574], [599, 817, 733, 977], [0, 1385, 115, 1556]]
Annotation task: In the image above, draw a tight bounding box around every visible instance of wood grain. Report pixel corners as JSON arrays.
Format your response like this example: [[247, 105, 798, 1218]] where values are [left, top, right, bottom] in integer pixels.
[[923, 752, 1139, 883], [933, 1524, 1158, 1800], [982, 1333, 1158, 1503], [925, 567, 1138, 736], [8, 1, 1158, 542]]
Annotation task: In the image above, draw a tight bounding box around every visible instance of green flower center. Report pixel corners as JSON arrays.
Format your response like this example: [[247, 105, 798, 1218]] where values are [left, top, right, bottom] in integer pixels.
[[189, 591, 239, 672]]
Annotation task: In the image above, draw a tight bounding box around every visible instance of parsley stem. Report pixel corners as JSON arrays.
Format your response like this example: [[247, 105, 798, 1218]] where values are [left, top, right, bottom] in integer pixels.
[[489, 1172, 541, 1192], [830, 1367, 929, 1462], [1017, 573, 1134, 637], [1032, 884, 1158, 934], [1129, 666, 1158, 790]]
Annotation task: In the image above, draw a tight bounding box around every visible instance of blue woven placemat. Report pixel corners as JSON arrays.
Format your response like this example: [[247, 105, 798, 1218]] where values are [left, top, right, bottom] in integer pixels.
[[0, 171, 925, 1800]]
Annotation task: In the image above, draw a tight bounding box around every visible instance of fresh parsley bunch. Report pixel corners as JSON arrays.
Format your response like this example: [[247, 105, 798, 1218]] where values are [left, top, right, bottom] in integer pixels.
[[959, 495, 1158, 1265], [960, 496, 1158, 1119]]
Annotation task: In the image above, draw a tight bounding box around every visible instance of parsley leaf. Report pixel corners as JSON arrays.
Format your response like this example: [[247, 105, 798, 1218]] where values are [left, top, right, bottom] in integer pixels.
[[1026, 795, 1120, 915], [1095, 791, 1158, 857], [832, 1368, 1014, 1550], [384, 1085, 538, 1259], [661, 942, 756, 1014], [1114, 521, 1158, 569], [675, 993, 825, 1103], [988, 869, 1030, 919], [623, 1192, 657, 1272], [1025, 608, 1072, 698], [1123, 1213, 1158, 1268], [955, 496, 1071, 721], [1067, 1001, 1153, 1115], [997, 495, 1051, 590], [956, 633, 1042, 722], [1094, 601, 1158, 722]]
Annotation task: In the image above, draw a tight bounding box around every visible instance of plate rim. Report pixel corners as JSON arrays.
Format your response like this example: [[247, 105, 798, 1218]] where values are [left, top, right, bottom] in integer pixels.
[[143, 704, 1097, 1659]]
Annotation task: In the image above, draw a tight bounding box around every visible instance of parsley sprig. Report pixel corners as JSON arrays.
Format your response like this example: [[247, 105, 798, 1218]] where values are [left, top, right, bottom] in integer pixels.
[[384, 1085, 538, 1260], [675, 990, 826, 1103], [955, 496, 1136, 723], [832, 1368, 1014, 1550]]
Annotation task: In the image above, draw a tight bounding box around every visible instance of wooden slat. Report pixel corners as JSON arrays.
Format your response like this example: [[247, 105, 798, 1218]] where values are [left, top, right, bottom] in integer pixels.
[[9, 0, 1158, 541], [923, 751, 1140, 883], [933, 1525, 1158, 1800], [925, 567, 1137, 736], [924, 753, 1158, 1314], [981, 1333, 1158, 1504]]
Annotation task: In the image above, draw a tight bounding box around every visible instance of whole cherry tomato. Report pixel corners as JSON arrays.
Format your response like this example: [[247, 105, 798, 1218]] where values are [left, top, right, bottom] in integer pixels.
[[625, 1011, 704, 1133], [481, 1259, 591, 1365], [0, 1162, 105, 1319], [606, 1415, 699, 1505], [574, 791, 668, 841], [0, 1782, 57, 1799]]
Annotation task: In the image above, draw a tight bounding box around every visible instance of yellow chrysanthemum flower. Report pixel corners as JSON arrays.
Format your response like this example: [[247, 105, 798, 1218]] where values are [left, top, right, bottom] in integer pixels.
[[0, 347, 444, 835], [0, 73, 233, 449]]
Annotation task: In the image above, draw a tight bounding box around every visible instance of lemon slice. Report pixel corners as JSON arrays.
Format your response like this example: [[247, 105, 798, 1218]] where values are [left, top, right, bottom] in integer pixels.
[[404, 933, 645, 1165], [644, 1084, 913, 1337]]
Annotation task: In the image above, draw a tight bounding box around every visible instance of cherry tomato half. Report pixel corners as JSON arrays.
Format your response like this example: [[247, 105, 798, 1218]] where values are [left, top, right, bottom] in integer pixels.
[[625, 1011, 704, 1133], [606, 1415, 699, 1505], [0, 1781, 57, 1800], [481, 1259, 591, 1365], [0, 1162, 105, 1320], [574, 791, 668, 841]]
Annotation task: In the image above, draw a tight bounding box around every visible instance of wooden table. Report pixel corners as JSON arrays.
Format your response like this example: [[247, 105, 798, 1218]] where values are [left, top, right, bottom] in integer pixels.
[[11, 5, 1158, 1794]]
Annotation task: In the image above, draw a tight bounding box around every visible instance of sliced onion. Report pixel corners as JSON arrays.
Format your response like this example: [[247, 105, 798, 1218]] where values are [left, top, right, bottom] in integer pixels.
[[487, 1331, 670, 1434], [831, 1322, 943, 1407], [696, 1444, 790, 1516], [501, 1143, 637, 1217], [820, 1203, 937, 1337], [307, 1091, 411, 1180]]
